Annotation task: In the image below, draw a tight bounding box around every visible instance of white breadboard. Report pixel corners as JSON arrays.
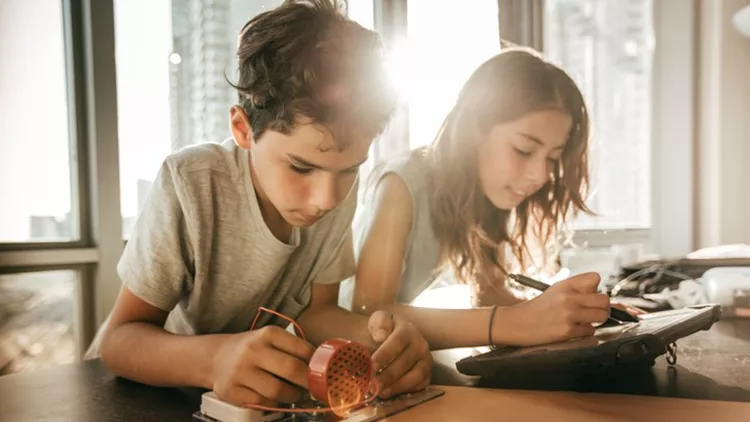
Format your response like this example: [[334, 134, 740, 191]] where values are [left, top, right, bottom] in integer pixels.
[[195, 392, 284, 422], [193, 387, 445, 422]]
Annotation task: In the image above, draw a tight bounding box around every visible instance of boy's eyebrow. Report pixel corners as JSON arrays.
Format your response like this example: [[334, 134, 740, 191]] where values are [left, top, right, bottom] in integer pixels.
[[518, 132, 565, 151], [287, 153, 369, 172]]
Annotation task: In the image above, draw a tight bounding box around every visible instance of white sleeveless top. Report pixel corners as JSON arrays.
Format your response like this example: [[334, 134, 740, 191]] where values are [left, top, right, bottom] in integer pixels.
[[339, 152, 443, 308]]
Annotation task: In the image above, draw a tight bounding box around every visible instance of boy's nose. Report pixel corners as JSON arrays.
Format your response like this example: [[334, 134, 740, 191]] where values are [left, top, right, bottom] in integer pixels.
[[309, 179, 338, 212]]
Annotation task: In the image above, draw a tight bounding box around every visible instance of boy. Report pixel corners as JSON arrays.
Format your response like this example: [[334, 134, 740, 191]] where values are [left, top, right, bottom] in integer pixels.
[[90, 0, 432, 407]]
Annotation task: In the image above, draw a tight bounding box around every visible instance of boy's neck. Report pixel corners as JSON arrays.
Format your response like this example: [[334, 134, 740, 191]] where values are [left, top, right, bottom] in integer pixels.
[[248, 162, 294, 243], [257, 194, 294, 243]]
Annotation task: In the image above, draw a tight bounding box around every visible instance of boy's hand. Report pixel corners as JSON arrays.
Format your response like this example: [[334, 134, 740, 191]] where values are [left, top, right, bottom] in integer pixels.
[[503, 272, 611, 346], [211, 326, 315, 407], [368, 311, 432, 399]]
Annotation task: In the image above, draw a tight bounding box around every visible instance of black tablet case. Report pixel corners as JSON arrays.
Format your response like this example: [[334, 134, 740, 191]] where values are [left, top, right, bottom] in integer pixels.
[[455, 304, 722, 378]]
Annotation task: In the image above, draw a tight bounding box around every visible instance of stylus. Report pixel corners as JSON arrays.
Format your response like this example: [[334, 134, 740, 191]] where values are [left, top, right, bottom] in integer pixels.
[[508, 274, 639, 323]]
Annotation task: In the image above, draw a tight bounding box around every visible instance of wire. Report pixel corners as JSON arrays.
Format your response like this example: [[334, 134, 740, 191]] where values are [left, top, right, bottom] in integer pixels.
[[609, 259, 693, 297], [250, 306, 307, 341], [244, 307, 382, 416]]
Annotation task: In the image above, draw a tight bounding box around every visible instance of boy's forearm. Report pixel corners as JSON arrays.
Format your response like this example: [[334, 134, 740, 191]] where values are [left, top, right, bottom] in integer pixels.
[[296, 305, 378, 353], [100, 322, 231, 389]]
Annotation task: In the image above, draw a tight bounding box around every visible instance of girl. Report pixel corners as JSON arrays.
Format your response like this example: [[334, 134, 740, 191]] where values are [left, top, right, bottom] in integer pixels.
[[348, 47, 623, 350]]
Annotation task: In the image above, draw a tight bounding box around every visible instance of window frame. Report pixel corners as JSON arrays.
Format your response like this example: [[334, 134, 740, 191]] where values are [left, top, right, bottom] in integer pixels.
[[533, 0, 696, 256], [0, 0, 123, 357]]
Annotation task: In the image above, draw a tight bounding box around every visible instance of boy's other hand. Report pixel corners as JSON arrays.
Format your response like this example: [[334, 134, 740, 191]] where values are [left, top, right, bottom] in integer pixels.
[[504, 272, 611, 346], [368, 311, 432, 399], [211, 325, 315, 407]]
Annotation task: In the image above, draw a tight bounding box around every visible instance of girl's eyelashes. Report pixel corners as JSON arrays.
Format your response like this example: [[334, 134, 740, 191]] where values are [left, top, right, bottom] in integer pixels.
[[513, 147, 532, 157], [514, 146, 561, 165]]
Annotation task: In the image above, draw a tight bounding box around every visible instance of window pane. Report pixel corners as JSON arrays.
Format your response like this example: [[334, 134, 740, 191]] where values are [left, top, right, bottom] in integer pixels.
[[544, 0, 654, 230], [115, 0, 284, 238], [405, 1, 500, 150], [347, 0, 374, 30], [0, 270, 78, 375], [0, 0, 77, 242]]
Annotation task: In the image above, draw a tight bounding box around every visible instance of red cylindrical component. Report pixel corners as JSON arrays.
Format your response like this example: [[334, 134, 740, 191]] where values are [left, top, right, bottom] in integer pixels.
[[308, 338, 373, 406]]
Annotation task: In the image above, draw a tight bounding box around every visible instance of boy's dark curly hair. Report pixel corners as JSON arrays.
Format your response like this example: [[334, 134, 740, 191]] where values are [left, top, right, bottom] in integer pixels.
[[233, 0, 397, 150]]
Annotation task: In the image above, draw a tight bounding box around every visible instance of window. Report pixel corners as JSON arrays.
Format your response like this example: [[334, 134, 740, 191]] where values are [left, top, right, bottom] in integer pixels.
[[115, 0, 285, 238], [347, 0, 374, 30], [0, 0, 77, 242], [405, 1, 500, 150], [358, 0, 500, 191], [0, 270, 78, 375], [543, 0, 654, 230]]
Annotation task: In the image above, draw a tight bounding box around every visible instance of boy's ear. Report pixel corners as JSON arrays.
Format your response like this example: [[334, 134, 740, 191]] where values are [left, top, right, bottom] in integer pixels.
[[230, 105, 254, 150]]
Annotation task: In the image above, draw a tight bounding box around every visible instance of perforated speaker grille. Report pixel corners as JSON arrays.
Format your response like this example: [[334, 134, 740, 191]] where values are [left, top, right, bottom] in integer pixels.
[[326, 342, 371, 406], [308, 338, 373, 408]]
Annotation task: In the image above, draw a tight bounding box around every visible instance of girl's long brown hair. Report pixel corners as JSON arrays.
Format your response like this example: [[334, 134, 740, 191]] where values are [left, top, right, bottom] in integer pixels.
[[424, 47, 593, 292]]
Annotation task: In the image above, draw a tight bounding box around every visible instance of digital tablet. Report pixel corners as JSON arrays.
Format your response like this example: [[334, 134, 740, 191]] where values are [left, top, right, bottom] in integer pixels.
[[455, 304, 722, 378]]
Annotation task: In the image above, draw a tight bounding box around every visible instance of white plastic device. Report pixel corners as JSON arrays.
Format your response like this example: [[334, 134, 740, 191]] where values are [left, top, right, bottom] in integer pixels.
[[733, 5, 750, 38], [200, 392, 283, 422], [701, 267, 750, 307]]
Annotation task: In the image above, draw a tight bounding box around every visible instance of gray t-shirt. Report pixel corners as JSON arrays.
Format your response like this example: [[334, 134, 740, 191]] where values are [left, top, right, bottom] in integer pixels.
[[340, 152, 441, 308], [86, 139, 355, 357]]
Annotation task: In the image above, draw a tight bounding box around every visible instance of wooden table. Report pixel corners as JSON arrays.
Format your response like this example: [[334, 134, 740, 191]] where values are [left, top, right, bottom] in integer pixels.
[[388, 386, 750, 422], [0, 321, 748, 421]]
